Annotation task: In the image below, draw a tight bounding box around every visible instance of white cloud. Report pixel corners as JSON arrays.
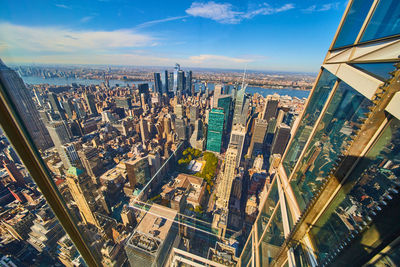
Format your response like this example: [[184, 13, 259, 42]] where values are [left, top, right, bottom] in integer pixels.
[[55, 4, 71, 9], [186, 1, 294, 24], [80, 16, 95, 23], [303, 2, 340, 12], [136, 16, 189, 29], [189, 54, 252, 64], [0, 22, 157, 53]]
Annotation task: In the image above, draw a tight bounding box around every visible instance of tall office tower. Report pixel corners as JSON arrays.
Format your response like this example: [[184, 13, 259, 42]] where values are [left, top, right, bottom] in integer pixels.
[[174, 117, 188, 140], [0, 60, 53, 150], [153, 73, 162, 94], [174, 104, 184, 119], [232, 86, 249, 126], [3, 159, 25, 187], [262, 95, 279, 122], [238, 1, 400, 266], [163, 116, 172, 137], [177, 70, 185, 95], [206, 108, 225, 153], [33, 88, 44, 107], [218, 95, 233, 136], [248, 119, 268, 158], [48, 92, 66, 120], [190, 119, 204, 149], [84, 92, 98, 116], [270, 123, 290, 155], [61, 143, 81, 169], [27, 206, 64, 253], [65, 167, 99, 228], [63, 99, 75, 119], [173, 63, 180, 94], [168, 72, 174, 94], [189, 105, 199, 123], [46, 121, 72, 146], [139, 118, 150, 142], [216, 144, 238, 210], [78, 147, 102, 184], [213, 84, 223, 107], [138, 83, 149, 98], [161, 70, 168, 94], [275, 109, 286, 131], [125, 157, 151, 187], [185, 70, 192, 95], [229, 124, 246, 167]]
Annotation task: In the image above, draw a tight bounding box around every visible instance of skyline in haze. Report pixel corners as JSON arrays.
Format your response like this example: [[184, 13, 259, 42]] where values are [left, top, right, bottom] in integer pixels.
[[0, 0, 347, 72]]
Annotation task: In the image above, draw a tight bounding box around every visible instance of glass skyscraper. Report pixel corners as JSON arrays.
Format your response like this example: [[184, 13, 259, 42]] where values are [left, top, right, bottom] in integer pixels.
[[206, 108, 225, 153], [238, 0, 400, 266]]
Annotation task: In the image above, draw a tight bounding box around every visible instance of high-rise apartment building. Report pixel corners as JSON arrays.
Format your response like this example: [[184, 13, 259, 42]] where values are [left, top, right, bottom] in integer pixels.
[[238, 1, 400, 266], [173, 63, 180, 94], [206, 108, 225, 153], [0, 60, 53, 150]]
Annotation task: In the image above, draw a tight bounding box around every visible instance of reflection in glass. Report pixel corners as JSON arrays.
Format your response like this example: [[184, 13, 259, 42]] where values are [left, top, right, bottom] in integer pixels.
[[361, 0, 400, 42], [291, 81, 372, 211], [309, 118, 400, 261], [259, 205, 284, 266], [241, 234, 252, 266], [257, 179, 279, 241], [282, 69, 337, 177], [352, 62, 399, 81], [332, 0, 374, 48]]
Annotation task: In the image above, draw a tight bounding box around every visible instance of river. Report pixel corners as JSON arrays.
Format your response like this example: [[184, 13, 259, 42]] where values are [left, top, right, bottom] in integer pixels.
[[21, 76, 310, 99]]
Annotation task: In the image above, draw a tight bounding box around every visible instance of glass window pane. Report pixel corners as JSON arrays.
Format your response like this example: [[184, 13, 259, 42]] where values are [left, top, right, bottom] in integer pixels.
[[361, 0, 400, 42], [291, 81, 373, 211], [309, 118, 400, 262], [352, 62, 399, 81], [257, 179, 279, 241], [241, 233, 253, 266], [282, 69, 337, 177], [0, 127, 83, 266], [332, 0, 374, 49], [259, 205, 284, 266]]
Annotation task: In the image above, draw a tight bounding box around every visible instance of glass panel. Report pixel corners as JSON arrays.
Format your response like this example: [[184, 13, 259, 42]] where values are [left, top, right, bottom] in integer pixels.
[[361, 0, 400, 42], [257, 179, 279, 241], [241, 233, 252, 266], [352, 62, 399, 81], [0, 126, 83, 266], [332, 0, 374, 48], [259, 205, 284, 267], [282, 69, 337, 177], [284, 193, 294, 230], [291, 81, 372, 211], [293, 244, 311, 267], [309, 118, 400, 261]]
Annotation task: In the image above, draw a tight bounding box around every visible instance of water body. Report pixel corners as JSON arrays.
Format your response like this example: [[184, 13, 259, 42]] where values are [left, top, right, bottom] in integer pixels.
[[22, 76, 310, 99]]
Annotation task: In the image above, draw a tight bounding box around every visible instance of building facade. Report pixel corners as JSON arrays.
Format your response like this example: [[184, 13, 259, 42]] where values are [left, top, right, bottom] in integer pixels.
[[239, 1, 400, 266]]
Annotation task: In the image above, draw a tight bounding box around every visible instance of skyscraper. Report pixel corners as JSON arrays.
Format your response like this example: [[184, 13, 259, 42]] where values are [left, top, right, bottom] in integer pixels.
[[238, 1, 400, 265], [48, 92, 66, 120], [173, 63, 180, 94], [84, 92, 98, 116], [232, 86, 249, 126], [185, 70, 192, 95], [248, 119, 268, 158], [270, 123, 290, 155], [262, 95, 279, 122], [216, 144, 238, 211], [177, 70, 185, 95], [206, 108, 225, 153], [65, 167, 99, 228], [0, 60, 53, 150], [229, 124, 246, 167], [161, 70, 168, 94], [153, 73, 162, 94]]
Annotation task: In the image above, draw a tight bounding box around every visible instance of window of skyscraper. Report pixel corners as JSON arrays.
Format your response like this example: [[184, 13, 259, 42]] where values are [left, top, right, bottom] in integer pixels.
[[360, 0, 400, 42], [332, 0, 374, 49], [282, 69, 337, 177]]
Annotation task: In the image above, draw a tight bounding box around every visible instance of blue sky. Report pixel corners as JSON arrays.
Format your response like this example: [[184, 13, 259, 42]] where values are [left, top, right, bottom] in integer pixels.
[[0, 0, 347, 72]]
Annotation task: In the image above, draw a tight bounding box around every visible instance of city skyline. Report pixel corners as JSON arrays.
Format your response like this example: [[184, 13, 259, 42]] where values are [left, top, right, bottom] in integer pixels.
[[1, 0, 346, 72]]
